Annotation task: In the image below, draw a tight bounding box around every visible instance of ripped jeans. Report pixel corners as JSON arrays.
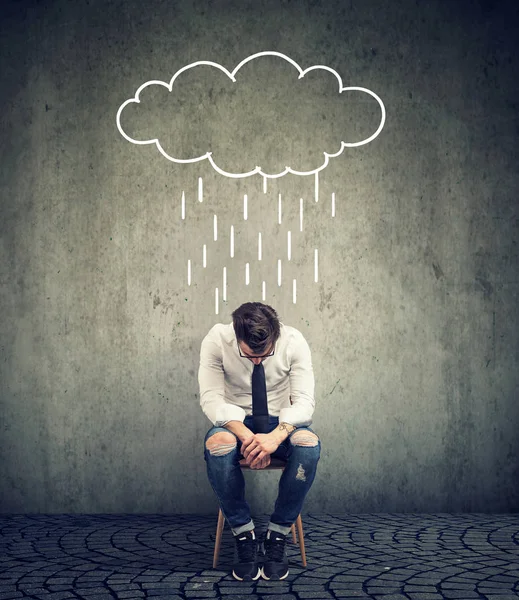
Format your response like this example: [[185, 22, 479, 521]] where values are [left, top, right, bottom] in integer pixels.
[[204, 415, 321, 536]]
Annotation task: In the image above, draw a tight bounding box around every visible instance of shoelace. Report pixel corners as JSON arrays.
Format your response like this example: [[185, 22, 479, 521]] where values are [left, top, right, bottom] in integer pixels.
[[265, 534, 286, 561], [236, 534, 257, 563]]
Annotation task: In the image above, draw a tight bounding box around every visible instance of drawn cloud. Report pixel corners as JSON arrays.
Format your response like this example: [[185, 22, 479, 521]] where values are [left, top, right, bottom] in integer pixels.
[[116, 51, 386, 179]]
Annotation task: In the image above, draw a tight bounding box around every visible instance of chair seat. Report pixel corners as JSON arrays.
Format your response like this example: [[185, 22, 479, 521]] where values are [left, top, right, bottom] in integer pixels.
[[239, 457, 287, 469]]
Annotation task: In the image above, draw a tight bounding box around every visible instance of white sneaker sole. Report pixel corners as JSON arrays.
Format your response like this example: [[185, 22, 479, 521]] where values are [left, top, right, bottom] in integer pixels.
[[232, 568, 261, 581], [260, 566, 289, 580]]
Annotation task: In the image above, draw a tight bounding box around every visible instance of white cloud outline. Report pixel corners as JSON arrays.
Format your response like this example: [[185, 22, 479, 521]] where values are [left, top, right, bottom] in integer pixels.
[[116, 51, 386, 179]]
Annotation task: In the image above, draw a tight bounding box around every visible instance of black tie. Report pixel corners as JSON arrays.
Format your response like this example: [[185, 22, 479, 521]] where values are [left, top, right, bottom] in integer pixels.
[[252, 363, 269, 433]]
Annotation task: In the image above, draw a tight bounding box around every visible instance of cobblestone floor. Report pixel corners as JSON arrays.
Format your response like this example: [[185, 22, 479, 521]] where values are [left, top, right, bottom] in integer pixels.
[[1, 514, 518, 600]]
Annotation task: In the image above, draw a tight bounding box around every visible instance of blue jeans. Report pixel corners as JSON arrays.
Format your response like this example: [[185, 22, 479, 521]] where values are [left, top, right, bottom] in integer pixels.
[[204, 415, 321, 536]]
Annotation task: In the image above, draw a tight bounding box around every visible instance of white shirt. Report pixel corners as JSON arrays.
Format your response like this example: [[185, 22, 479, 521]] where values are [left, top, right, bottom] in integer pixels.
[[198, 322, 315, 427]]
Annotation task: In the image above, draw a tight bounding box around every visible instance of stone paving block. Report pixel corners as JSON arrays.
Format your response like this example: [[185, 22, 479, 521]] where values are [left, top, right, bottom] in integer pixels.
[[478, 578, 516, 588], [185, 582, 216, 591], [147, 590, 183, 596], [330, 582, 365, 589], [256, 580, 290, 588], [141, 582, 183, 590], [108, 584, 141, 591], [479, 567, 511, 575], [33, 594, 77, 600], [73, 593, 113, 600], [73, 587, 112, 595], [457, 572, 491, 580], [441, 583, 477, 589], [218, 589, 255, 595], [478, 587, 518, 595], [296, 593, 335, 599], [440, 591, 481, 599], [489, 576, 519, 583], [206, 590, 255, 600], [367, 586, 405, 594], [331, 595, 373, 599]]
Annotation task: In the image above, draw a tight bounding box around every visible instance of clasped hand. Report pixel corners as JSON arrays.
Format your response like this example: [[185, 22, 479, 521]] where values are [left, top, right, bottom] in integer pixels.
[[241, 433, 280, 469]]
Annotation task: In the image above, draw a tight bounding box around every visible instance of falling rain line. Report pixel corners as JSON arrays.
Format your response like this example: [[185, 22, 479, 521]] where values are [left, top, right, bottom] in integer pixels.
[[300, 198, 303, 232], [244, 194, 248, 220], [315, 172, 319, 203], [278, 194, 282, 225], [230, 225, 235, 258], [332, 192, 336, 217], [245, 263, 250, 285], [314, 249, 319, 283], [223, 267, 227, 302], [293, 279, 297, 304], [187, 260, 191, 286], [215, 288, 219, 315], [278, 259, 282, 286], [263, 176, 267, 194], [203, 244, 207, 268], [181, 191, 185, 220], [213, 215, 218, 241], [198, 177, 203, 202], [287, 231, 291, 261], [262, 281, 266, 301], [258, 232, 262, 260]]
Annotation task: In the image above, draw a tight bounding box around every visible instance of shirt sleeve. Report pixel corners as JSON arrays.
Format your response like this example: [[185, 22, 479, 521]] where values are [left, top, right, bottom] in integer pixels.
[[198, 331, 246, 426], [278, 330, 315, 427]]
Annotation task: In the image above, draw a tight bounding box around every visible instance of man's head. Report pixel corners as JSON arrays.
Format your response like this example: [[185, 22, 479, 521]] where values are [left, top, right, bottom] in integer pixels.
[[232, 302, 281, 364]]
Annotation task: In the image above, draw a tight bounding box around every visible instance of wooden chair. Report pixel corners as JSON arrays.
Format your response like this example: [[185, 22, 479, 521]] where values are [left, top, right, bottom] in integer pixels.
[[212, 457, 307, 568]]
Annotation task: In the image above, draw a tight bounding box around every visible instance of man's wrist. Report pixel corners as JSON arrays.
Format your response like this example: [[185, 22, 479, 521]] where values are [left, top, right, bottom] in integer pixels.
[[271, 422, 296, 443]]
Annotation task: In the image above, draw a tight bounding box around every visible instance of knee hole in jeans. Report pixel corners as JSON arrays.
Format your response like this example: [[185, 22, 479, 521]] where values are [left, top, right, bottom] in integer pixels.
[[291, 430, 319, 447], [205, 431, 237, 456]]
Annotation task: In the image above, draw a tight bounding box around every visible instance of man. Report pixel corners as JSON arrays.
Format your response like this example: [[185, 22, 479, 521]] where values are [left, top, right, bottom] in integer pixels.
[[200, 302, 321, 581]]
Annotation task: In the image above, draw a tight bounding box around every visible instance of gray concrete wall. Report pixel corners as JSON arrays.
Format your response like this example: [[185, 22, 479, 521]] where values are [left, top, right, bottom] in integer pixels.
[[1, 0, 518, 514]]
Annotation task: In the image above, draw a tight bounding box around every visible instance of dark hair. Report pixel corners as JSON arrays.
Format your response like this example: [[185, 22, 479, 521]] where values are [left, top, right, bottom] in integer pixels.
[[232, 302, 281, 353]]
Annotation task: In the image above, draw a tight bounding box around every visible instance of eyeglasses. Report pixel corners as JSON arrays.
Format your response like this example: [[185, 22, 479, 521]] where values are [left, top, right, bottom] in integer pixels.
[[238, 345, 275, 360]]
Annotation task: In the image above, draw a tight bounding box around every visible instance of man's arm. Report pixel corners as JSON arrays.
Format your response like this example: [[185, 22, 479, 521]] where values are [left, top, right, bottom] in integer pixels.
[[223, 420, 253, 442], [198, 333, 246, 426], [278, 330, 315, 427]]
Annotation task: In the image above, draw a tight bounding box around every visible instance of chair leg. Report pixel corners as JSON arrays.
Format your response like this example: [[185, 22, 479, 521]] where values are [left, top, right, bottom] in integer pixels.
[[291, 523, 297, 544], [213, 509, 225, 568], [295, 514, 307, 567]]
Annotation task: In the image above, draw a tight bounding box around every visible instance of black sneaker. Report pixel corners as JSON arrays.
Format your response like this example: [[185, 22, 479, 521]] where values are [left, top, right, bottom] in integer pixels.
[[261, 530, 289, 580], [232, 530, 260, 581]]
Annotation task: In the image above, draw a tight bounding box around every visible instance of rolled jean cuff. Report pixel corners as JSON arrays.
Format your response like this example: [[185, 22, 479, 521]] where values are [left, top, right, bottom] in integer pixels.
[[268, 521, 292, 536], [231, 519, 255, 537]]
